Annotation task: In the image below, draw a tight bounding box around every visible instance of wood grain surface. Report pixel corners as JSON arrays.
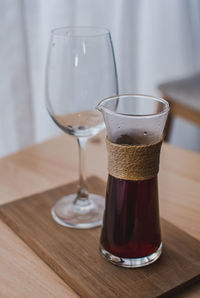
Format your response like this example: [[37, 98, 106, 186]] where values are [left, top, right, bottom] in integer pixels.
[[0, 176, 199, 298], [0, 132, 200, 297]]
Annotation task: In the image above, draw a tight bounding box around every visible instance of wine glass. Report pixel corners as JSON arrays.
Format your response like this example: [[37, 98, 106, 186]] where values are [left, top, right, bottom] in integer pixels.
[[45, 26, 118, 229]]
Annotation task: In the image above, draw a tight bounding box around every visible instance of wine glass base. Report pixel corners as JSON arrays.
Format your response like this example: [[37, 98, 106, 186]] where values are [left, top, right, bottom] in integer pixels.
[[99, 243, 162, 268], [51, 193, 104, 229]]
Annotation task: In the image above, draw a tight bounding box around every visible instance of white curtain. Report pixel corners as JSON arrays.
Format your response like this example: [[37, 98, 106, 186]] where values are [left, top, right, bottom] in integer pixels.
[[1, 0, 200, 156]]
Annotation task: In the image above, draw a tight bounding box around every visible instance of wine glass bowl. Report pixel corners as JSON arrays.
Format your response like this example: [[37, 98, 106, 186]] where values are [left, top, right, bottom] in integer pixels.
[[46, 26, 118, 228], [51, 109, 105, 138]]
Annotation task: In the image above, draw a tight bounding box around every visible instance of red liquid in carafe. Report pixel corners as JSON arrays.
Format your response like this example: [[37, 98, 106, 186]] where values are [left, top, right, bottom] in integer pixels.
[[100, 134, 161, 258]]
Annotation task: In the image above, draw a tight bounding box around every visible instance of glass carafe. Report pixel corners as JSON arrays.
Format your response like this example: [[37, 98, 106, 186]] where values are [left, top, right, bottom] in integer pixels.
[[97, 94, 169, 268]]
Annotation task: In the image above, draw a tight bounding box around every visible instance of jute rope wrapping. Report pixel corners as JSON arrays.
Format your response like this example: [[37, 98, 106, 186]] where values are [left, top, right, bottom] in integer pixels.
[[106, 137, 163, 181]]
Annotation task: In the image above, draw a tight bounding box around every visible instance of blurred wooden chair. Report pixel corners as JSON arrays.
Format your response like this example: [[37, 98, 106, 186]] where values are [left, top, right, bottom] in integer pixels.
[[158, 73, 200, 141]]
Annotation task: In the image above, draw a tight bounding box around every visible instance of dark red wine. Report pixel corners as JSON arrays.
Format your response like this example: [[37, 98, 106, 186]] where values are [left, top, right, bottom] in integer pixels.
[[100, 175, 161, 258], [100, 134, 161, 259]]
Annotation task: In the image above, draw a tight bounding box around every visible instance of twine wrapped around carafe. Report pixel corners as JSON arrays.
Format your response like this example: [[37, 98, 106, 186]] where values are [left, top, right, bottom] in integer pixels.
[[106, 137, 163, 181]]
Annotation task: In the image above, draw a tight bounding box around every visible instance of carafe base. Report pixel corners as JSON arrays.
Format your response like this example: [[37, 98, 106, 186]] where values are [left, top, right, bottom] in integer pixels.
[[99, 242, 162, 268]]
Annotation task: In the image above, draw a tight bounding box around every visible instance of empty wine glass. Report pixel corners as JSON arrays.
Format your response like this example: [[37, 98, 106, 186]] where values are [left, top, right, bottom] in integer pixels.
[[45, 26, 118, 228]]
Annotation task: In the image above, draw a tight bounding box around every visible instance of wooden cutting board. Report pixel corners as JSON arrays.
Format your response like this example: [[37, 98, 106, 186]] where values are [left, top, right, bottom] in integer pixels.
[[0, 176, 199, 298]]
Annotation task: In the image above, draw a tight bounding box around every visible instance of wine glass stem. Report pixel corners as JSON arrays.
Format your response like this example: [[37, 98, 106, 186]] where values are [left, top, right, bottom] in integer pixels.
[[75, 137, 89, 204]]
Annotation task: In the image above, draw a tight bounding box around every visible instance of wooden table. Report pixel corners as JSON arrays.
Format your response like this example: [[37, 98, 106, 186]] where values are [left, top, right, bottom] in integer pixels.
[[0, 133, 199, 297]]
